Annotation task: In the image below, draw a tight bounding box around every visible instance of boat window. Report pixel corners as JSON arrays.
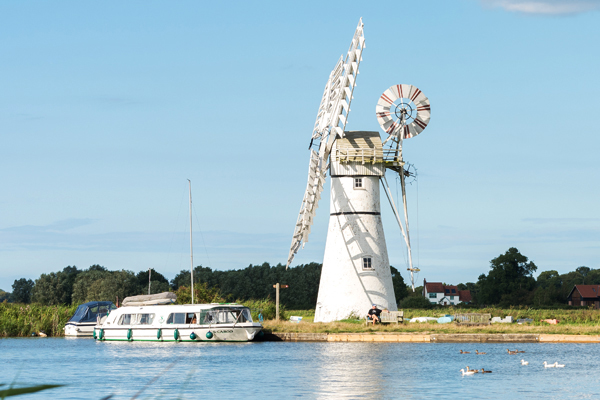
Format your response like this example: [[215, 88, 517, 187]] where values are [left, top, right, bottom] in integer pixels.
[[138, 313, 155, 325], [118, 314, 133, 325], [242, 308, 252, 323], [203, 308, 252, 324], [166, 313, 186, 324], [185, 313, 197, 324]]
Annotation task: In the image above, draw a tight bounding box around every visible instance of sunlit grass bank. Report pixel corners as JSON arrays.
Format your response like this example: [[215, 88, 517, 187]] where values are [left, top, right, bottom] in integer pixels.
[[270, 307, 600, 335]]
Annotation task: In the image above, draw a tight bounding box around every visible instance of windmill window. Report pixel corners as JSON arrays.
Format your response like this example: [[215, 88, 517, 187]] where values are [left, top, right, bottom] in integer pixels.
[[354, 178, 363, 189], [362, 257, 373, 270]]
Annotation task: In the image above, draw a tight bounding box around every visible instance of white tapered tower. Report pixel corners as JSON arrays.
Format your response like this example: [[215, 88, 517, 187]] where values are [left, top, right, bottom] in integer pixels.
[[315, 131, 396, 322]]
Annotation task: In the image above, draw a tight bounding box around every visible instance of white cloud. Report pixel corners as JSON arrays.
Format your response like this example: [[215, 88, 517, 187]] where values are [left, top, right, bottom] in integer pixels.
[[481, 0, 600, 15]]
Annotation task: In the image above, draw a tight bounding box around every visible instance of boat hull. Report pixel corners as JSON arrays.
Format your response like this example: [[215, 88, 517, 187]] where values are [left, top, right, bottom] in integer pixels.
[[94, 324, 262, 342], [64, 322, 96, 337]]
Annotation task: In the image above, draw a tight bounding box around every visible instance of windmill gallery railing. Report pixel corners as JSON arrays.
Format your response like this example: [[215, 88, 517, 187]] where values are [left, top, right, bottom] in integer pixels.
[[334, 148, 403, 164]]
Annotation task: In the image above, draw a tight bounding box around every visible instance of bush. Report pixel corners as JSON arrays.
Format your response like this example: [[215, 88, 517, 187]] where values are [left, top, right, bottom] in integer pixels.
[[399, 296, 434, 309], [240, 299, 287, 321]]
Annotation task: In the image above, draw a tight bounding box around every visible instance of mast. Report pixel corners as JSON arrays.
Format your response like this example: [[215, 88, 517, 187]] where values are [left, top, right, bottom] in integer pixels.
[[188, 179, 194, 304], [376, 85, 431, 293]]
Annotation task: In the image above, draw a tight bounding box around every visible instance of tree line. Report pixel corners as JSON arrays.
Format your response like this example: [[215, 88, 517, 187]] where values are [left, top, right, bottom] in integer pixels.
[[404, 247, 596, 308], [2, 262, 408, 309], [1, 247, 594, 308]]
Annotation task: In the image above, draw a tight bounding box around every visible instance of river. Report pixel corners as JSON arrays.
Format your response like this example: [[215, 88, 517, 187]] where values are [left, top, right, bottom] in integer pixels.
[[0, 338, 598, 399]]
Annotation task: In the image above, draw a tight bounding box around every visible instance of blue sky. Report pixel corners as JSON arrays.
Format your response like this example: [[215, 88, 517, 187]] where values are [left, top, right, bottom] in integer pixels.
[[1, 0, 599, 291]]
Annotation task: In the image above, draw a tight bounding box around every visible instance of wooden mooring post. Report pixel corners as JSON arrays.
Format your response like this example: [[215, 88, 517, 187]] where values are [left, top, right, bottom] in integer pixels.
[[272, 283, 289, 321]]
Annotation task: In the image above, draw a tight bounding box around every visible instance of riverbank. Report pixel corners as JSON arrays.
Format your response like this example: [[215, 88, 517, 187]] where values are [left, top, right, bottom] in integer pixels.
[[263, 332, 600, 343]]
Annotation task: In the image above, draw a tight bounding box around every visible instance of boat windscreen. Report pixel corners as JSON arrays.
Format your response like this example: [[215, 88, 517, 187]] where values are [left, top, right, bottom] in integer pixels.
[[202, 308, 253, 324], [69, 302, 116, 323]]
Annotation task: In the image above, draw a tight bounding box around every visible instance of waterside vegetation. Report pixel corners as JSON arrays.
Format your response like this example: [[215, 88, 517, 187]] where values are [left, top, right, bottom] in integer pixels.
[[0, 303, 78, 337]]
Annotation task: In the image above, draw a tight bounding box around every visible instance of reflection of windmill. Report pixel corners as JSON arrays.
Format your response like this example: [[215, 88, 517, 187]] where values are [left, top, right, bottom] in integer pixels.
[[286, 19, 431, 321]]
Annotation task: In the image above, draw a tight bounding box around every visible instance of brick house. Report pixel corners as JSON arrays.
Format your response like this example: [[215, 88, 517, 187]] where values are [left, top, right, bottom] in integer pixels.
[[567, 285, 600, 309], [423, 279, 471, 306]]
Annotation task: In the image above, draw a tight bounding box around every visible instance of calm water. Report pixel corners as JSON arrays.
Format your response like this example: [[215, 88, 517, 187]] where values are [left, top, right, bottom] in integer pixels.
[[1, 338, 599, 399]]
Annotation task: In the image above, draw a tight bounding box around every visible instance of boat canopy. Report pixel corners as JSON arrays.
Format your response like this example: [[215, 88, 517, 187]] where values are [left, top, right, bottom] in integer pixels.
[[69, 301, 116, 323], [122, 292, 177, 306]]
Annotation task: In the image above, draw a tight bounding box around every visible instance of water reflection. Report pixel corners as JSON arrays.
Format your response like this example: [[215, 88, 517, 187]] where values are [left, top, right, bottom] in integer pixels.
[[313, 343, 385, 399]]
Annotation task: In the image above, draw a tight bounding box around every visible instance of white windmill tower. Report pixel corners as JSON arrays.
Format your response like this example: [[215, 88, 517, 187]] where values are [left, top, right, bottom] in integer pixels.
[[286, 19, 431, 322]]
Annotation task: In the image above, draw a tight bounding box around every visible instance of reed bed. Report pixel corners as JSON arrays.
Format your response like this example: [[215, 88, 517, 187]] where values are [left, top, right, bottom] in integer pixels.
[[0, 302, 78, 337]]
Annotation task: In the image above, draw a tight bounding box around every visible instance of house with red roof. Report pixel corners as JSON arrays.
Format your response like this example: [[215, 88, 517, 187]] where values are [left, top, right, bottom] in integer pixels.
[[423, 279, 471, 306], [567, 285, 600, 309]]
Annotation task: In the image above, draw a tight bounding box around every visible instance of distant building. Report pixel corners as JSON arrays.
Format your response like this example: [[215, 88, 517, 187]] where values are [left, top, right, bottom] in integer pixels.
[[567, 285, 600, 309], [423, 279, 471, 306]]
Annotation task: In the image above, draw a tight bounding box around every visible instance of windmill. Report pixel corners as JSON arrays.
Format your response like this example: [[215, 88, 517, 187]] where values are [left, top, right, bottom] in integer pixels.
[[286, 19, 431, 322]]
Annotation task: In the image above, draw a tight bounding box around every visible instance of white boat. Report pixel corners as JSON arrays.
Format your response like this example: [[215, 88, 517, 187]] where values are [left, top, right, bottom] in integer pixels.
[[93, 182, 262, 342], [93, 301, 262, 342], [64, 301, 117, 337]]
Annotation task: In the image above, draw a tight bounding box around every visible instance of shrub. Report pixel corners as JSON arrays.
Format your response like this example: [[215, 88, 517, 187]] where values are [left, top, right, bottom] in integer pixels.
[[240, 299, 287, 321], [399, 296, 434, 309]]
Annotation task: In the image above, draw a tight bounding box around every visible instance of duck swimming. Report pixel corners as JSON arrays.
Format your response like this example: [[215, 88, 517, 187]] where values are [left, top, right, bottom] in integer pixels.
[[460, 350, 471, 354], [460, 369, 476, 375], [543, 361, 556, 368], [475, 350, 486, 355], [481, 368, 492, 373], [507, 349, 517, 355], [521, 359, 529, 365], [554, 362, 565, 368]]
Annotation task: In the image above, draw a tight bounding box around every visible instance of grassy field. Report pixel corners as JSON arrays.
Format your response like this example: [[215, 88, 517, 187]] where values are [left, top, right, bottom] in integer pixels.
[[267, 308, 600, 335]]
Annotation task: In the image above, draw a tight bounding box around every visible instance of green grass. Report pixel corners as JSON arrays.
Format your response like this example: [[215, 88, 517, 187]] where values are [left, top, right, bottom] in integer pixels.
[[0, 302, 78, 337], [265, 307, 600, 335]]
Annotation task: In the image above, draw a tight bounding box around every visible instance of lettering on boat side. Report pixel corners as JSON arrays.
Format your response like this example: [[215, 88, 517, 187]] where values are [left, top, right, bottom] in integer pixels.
[[214, 330, 234, 333]]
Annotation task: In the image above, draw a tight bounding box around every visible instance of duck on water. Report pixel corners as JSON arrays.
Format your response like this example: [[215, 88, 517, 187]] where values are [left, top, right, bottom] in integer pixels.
[[93, 292, 263, 342]]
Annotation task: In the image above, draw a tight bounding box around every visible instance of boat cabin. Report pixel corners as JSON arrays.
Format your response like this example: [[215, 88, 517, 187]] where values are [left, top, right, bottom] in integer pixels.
[[70, 301, 116, 324]]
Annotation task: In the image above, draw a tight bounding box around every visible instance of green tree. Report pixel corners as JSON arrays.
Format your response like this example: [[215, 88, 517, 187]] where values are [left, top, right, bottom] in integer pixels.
[[174, 282, 223, 304], [559, 270, 584, 300], [586, 269, 600, 285], [72, 266, 139, 303], [170, 262, 322, 309], [0, 288, 11, 302], [12, 278, 34, 303], [135, 269, 171, 295], [576, 266, 591, 283], [533, 270, 563, 306], [456, 282, 479, 304], [477, 247, 537, 306], [31, 266, 81, 305], [390, 266, 409, 305]]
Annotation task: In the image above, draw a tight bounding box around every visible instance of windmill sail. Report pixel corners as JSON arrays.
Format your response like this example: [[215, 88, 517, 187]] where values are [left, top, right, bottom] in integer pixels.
[[286, 18, 366, 268]]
